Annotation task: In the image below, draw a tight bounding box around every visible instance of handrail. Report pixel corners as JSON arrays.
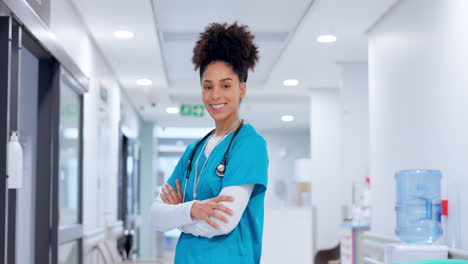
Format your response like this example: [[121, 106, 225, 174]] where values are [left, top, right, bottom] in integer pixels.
[[363, 232, 468, 260]]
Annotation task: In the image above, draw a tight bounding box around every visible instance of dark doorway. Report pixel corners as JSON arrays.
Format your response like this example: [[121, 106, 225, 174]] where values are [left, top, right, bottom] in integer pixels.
[[117, 132, 141, 259]]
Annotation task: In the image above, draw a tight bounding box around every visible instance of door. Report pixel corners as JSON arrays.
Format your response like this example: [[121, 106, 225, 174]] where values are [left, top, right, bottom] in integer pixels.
[[0, 16, 14, 264], [57, 72, 84, 264], [0, 16, 22, 264], [118, 133, 141, 258], [0, 14, 85, 263], [15, 22, 39, 264]]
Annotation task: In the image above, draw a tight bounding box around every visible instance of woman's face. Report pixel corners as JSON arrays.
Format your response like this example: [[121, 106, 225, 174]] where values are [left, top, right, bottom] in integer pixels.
[[201, 61, 246, 124]]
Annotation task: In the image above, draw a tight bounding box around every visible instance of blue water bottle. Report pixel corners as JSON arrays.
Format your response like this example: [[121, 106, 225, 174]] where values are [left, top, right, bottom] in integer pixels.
[[395, 169, 442, 244]]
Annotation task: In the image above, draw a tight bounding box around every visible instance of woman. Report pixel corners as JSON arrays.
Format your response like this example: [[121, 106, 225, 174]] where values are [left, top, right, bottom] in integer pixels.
[[151, 22, 268, 264]]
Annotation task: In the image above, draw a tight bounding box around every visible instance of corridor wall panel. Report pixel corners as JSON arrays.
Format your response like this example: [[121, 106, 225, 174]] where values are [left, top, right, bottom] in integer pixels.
[[368, 0, 468, 249]]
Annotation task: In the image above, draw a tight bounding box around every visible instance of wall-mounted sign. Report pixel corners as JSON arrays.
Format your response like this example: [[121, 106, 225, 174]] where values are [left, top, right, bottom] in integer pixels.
[[180, 104, 205, 117]]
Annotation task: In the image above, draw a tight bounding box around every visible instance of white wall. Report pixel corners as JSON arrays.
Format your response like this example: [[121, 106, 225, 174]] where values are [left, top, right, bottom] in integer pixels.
[[262, 208, 313, 264], [339, 62, 369, 208], [260, 130, 310, 208], [309, 89, 343, 250], [368, 0, 468, 248], [49, 0, 142, 259], [138, 121, 155, 259], [51, 0, 117, 232], [305, 70, 368, 252], [237, 129, 312, 263], [121, 94, 141, 139]]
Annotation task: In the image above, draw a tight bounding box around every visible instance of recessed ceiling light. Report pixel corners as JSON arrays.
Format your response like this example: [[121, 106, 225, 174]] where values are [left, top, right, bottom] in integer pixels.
[[166, 107, 179, 114], [114, 30, 134, 39], [283, 79, 299, 86], [317, 35, 337, 43], [136, 79, 152, 86], [281, 115, 295, 122]]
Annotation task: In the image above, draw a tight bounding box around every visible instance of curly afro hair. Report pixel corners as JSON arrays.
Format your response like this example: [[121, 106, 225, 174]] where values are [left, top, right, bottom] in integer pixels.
[[192, 22, 259, 82]]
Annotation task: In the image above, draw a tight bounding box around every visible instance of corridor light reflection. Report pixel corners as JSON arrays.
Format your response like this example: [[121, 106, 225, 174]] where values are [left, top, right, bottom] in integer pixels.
[[281, 115, 295, 122]]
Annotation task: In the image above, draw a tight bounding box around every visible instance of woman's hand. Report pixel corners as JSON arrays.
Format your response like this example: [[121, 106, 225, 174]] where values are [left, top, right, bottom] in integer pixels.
[[160, 180, 183, 205], [190, 196, 234, 229]]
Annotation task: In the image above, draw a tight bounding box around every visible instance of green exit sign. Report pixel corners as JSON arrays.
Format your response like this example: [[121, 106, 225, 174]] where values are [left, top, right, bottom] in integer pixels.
[[180, 104, 205, 117]]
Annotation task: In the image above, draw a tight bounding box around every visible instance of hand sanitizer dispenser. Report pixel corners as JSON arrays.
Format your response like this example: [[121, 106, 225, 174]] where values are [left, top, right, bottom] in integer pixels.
[[7, 131, 23, 189]]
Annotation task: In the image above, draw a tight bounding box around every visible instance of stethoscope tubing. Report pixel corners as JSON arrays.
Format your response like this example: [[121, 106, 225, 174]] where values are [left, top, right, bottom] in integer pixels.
[[182, 121, 244, 202]]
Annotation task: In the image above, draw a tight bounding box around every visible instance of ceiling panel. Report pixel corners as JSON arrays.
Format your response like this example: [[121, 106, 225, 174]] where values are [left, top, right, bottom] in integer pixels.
[[70, 0, 397, 131], [163, 39, 286, 84], [70, 0, 167, 91], [153, 0, 313, 32], [265, 0, 398, 91], [152, 0, 314, 91]]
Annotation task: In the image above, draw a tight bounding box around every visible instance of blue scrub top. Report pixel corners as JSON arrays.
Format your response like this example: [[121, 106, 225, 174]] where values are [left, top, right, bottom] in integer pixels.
[[166, 124, 269, 264]]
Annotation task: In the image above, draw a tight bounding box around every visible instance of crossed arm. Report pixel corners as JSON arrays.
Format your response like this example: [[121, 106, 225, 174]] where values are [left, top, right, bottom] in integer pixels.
[[151, 179, 253, 238]]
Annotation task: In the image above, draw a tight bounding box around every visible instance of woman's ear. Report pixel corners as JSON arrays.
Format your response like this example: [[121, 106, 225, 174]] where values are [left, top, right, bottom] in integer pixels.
[[240, 82, 247, 99]]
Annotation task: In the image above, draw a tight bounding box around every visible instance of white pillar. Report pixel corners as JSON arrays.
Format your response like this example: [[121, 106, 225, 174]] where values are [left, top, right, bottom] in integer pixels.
[[309, 89, 343, 250], [139, 121, 155, 259], [338, 62, 369, 209]]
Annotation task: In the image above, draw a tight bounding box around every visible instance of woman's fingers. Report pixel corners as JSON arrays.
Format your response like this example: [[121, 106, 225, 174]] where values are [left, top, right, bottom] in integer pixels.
[[190, 199, 234, 228], [211, 195, 234, 203], [175, 180, 183, 201], [160, 193, 169, 204], [163, 183, 183, 204], [204, 202, 229, 223], [162, 187, 174, 203], [211, 210, 228, 223], [165, 184, 178, 201], [213, 203, 233, 216], [204, 216, 220, 229]]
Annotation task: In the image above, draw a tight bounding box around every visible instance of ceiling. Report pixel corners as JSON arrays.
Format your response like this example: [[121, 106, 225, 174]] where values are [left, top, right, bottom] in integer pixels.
[[70, 0, 398, 131]]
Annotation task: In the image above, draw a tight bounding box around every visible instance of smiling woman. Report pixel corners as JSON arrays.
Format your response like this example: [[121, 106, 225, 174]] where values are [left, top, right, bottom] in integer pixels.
[[151, 22, 269, 264], [200, 61, 246, 133], [193, 22, 258, 134]]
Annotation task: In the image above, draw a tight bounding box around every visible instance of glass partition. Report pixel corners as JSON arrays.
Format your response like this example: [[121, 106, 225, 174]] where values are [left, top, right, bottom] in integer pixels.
[[58, 79, 82, 226]]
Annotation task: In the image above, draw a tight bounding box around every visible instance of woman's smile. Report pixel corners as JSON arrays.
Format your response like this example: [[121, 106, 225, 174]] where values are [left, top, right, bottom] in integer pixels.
[[210, 103, 227, 111]]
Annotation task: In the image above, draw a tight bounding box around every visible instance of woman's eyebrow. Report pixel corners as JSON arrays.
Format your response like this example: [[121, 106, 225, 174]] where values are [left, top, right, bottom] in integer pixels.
[[203, 78, 233, 83]]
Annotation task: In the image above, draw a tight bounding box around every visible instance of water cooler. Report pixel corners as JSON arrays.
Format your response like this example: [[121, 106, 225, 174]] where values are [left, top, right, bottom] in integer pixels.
[[385, 170, 448, 263]]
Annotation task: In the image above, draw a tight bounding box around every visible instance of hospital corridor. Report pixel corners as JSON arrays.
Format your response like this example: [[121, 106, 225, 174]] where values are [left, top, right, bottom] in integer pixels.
[[2, 0, 468, 263]]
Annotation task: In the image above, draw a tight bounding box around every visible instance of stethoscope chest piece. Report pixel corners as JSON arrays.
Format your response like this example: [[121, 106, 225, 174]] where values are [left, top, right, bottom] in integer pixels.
[[183, 120, 244, 200], [216, 163, 226, 177]]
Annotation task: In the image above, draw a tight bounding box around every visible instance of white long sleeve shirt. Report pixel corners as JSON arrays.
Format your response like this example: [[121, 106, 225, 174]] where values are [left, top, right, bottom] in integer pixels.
[[151, 133, 254, 238], [150, 184, 253, 238]]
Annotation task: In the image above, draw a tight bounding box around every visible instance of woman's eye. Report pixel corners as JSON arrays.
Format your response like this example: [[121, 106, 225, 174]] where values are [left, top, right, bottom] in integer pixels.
[[203, 86, 212, 90], [223, 84, 231, 89]]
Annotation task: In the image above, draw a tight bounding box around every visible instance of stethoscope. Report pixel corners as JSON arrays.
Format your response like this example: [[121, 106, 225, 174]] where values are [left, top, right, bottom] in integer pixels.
[[182, 120, 244, 201]]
